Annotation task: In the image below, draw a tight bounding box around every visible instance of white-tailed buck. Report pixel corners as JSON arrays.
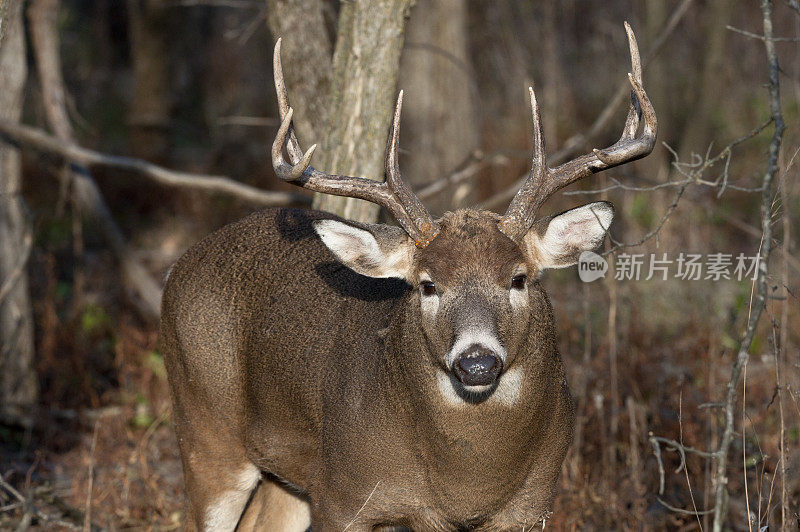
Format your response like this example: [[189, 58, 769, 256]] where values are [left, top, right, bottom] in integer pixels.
[[162, 22, 656, 531]]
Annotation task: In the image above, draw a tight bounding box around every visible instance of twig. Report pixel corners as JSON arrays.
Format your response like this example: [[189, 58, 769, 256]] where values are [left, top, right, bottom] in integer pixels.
[[650, 433, 666, 496], [605, 183, 687, 253], [726, 24, 800, 41], [679, 393, 704, 531], [711, 2, 785, 530], [0, 119, 308, 207], [225, 4, 267, 44], [0, 502, 23, 512], [216, 116, 279, 127], [777, 158, 790, 531], [563, 120, 772, 196], [0, 474, 25, 503], [657, 497, 715, 516], [416, 150, 509, 201], [742, 363, 751, 532], [0, 473, 84, 530], [83, 420, 99, 532], [650, 435, 717, 474]]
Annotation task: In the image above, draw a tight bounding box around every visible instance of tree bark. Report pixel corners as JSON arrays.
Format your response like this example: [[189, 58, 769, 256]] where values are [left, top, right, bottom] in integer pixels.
[[398, 0, 477, 214], [127, 0, 173, 162], [0, 0, 38, 423], [266, 0, 332, 144], [312, 0, 414, 223]]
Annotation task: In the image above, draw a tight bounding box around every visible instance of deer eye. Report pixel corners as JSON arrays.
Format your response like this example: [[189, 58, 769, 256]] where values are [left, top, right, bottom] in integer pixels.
[[420, 280, 437, 296], [510, 274, 527, 290]]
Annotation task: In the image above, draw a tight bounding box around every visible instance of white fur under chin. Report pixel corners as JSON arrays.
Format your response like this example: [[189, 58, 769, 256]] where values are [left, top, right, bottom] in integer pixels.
[[437, 367, 523, 407]]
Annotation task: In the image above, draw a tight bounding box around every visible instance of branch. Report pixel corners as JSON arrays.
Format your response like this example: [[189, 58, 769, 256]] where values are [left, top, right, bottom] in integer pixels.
[[563, 119, 772, 196], [416, 150, 509, 200], [0, 119, 308, 207], [27, 0, 165, 319], [567, 118, 772, 252], [726, 24, 800, 41], [712, 1, 785, 530], [0, 473, 84, 530]]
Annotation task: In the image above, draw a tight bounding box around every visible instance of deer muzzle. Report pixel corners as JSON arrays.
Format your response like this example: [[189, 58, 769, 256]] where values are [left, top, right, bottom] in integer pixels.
[[452, 344, 504, 386]]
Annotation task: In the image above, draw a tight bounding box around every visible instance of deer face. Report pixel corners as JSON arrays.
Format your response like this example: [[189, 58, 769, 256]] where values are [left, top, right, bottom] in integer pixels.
[[313, 202, 613, 393]]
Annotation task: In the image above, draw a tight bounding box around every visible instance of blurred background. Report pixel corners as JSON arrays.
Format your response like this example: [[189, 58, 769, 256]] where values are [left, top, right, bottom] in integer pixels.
[[0, 0, 797, 529]]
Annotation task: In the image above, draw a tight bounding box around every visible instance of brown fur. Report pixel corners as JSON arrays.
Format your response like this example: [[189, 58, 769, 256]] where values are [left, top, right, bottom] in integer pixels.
[[162, 207, 574, 531]]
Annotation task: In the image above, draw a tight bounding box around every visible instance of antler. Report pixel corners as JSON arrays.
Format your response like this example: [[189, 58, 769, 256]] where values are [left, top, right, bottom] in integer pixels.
[[271, 39, 440, 247], [499, 22, 657, 241]]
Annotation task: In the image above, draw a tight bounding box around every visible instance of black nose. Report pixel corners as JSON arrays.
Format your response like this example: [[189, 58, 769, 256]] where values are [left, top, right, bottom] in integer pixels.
[[452, 345, 503, 386]]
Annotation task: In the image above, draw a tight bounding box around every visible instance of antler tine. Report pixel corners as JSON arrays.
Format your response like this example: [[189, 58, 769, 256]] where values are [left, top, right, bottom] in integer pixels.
[[620, 21, 642, 141], [499, 23, 658, 242], [272, 107, 317, 180], [499, 85, 547, 237], [384, 91, 440, 246], [385, 89, 404, 188], [273, 38, 304, 163], [270, 40, 439, 248]]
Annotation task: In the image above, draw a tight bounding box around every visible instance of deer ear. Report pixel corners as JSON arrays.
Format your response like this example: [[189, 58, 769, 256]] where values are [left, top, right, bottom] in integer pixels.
[[313, 219, 414, 280], [522, 202, 614, 269]]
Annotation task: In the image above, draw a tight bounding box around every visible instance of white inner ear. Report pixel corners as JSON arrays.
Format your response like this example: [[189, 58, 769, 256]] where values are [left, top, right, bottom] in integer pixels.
[[314, 219, 410, 279], [534, 202, 614, 269]]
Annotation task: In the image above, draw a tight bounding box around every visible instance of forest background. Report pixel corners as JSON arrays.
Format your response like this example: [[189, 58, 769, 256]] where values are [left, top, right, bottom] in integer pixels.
[[0, 0, 798, 529]]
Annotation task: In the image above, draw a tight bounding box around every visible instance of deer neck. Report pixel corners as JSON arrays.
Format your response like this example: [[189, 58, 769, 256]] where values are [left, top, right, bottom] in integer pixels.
[[379, 303, 567, 514]]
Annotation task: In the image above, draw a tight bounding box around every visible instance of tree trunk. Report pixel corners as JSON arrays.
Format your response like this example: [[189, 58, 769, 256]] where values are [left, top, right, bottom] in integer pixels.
[[127, 0, 173, 162], [0, 0, 38, 424], [266, 0, 332, 144], [398, 0, 477, 214], [312, 0, 414, 223]]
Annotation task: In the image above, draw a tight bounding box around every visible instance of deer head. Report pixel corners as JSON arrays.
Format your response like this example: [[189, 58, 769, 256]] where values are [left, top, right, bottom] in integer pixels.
[[271, 22, 655, 391]]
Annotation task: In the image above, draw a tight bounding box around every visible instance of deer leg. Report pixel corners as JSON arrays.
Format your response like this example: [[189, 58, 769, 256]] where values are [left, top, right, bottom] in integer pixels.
[[236, 478, 311, 532], [182, 458, 260, 531], [173, 414, 260, 531]]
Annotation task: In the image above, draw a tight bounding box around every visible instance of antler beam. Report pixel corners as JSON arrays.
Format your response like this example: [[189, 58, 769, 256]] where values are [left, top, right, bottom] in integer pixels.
[[499, 22, 657, 241], [271, 38, 439, 247]]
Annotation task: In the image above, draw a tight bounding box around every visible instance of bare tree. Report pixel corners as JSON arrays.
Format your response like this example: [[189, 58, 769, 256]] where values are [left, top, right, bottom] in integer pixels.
[[127, 0, 174, 161], [266, 0, 332, 144], [398, 0, 478, 214], [0, 0, 37, 424], [313, 0, 415, 222], [712, 2, 785, 529]]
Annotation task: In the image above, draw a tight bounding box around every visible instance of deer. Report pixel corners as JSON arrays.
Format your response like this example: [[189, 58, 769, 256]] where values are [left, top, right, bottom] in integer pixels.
[[161, 22, 656, 532]]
